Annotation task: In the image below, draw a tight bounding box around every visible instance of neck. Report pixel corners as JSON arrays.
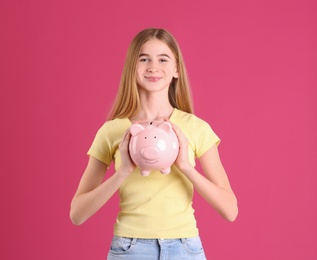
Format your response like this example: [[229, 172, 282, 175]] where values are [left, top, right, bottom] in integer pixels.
[[130, 92, 174, 123]]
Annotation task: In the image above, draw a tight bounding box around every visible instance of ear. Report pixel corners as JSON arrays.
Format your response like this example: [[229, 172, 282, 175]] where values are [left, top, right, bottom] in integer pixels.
[[130, 124, 145, 136], [158, 121, 172, 133], [173, 68, 179, 79]]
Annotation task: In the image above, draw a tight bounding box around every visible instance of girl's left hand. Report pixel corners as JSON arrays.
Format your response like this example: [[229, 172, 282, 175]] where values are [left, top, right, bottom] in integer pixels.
[[168, 121, 192, 172], [118, 129, 136, 175]]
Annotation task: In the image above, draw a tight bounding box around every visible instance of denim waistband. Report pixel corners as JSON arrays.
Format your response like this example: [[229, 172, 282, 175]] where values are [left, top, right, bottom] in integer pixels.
[[114, 235, 189, 245]]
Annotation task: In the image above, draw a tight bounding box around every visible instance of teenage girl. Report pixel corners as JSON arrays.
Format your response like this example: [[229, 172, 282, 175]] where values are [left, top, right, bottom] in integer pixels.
[[70, 28, 238, 260]]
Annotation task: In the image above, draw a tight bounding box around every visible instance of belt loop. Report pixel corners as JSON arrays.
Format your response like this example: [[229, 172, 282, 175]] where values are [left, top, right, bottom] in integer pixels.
[[181, 238, 186, 244], [131, 238, 137, 245]]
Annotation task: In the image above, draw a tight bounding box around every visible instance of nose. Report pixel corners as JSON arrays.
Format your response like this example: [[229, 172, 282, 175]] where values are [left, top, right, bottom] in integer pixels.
[[146, 61, 158, 73], [141, 147, 160, 160], [147, 67, 158, 73]]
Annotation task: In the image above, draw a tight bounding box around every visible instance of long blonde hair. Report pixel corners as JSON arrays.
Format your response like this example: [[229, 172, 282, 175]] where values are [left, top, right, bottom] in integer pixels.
[[108, 28, 193, 120]]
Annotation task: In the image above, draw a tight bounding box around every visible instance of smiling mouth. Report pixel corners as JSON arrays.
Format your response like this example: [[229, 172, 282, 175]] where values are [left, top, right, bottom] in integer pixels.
[[145, 76, 161, 82], [145, 160, 158, 164]]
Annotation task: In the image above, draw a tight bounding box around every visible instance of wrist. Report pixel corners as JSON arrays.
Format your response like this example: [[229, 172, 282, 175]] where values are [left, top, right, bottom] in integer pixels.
[[116, 167, 134, 179], [177, 163, 194, 175]]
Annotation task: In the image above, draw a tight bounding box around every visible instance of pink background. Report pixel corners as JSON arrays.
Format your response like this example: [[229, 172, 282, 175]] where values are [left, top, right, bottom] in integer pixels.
[[1, 0, 316, 259]]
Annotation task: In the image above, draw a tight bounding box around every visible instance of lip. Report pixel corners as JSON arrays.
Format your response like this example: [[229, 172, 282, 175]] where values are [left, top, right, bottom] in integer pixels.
[[145, 76, 162, 82]]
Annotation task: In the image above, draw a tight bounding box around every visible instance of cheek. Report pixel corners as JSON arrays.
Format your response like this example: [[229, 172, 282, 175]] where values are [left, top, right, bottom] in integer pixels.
[[136, 67, 143, 81], [165, 64, 177, 77]]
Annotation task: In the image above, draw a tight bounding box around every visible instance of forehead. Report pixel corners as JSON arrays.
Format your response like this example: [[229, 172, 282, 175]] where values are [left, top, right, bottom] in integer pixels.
[[140, 39, 175, 58]]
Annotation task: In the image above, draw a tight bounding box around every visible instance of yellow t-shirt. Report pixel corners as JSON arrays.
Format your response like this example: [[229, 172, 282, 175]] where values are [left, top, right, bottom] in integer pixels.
[[88, 108, 220, 238]]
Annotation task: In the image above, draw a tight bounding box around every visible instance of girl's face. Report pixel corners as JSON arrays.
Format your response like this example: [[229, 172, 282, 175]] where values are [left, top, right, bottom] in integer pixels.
[[136, 39, 178, 94]]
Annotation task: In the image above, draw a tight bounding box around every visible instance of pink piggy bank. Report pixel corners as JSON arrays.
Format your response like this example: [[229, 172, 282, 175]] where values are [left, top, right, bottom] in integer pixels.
[[129, 121, 179, 176]]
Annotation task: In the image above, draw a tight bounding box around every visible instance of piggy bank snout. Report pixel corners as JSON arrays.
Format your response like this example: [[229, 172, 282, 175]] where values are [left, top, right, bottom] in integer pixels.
[[141, 147, 160, 160], [129, 121, 179, 176]]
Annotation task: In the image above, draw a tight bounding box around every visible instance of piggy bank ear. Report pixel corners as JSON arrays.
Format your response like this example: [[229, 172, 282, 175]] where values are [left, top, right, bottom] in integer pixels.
[[130, 124, 145, 136], [158, 121, 172, 133]]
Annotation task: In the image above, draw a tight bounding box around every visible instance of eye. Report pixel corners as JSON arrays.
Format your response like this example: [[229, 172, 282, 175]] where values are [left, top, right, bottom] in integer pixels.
[[140, 57, 149, 62], [154, 136, 156, 138], [159, 58, 168, 63]]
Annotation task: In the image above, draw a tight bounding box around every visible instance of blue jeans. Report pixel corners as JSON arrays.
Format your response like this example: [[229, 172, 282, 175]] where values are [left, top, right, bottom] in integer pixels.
[[107, 236, 206, 260]]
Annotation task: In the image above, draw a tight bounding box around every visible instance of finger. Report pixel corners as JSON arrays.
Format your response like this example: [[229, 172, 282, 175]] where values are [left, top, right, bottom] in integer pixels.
[[119, 129, 131, 148], [168, 121, 180, 132], [170, 123, 184, 138]]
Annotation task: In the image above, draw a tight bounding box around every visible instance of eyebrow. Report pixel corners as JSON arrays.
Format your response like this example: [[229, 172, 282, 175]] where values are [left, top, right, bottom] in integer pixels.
[[139, 53, 172, 59]]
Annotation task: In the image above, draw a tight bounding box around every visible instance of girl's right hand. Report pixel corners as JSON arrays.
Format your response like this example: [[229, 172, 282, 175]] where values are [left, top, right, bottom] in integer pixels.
[[118, 129, 136, 175]]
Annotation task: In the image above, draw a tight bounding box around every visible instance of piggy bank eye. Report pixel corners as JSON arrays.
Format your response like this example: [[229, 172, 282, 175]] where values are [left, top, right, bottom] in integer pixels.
[[154, 136, 156, 138], [144, 137, 147, 139]]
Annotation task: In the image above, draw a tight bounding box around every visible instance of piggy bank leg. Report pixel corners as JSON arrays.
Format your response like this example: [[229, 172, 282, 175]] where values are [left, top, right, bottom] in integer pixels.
[[161, 168, 171, 175], [141, 170, 151, 176]]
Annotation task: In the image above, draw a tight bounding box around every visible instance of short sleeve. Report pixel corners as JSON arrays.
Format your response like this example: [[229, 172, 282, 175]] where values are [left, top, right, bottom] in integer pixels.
[[194, 120, 220, 158], [87, 123, 113, 166]]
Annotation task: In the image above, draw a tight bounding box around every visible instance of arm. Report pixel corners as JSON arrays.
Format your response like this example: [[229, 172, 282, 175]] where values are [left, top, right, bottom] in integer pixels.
[[172, 124, 238, 222], [70, 130, 135, 225]]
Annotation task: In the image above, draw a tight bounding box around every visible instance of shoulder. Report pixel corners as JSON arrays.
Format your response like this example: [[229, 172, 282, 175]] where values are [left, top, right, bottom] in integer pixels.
[[100, 118, 131, 129], [96, 118, 131, 140], [172, 109, 220, 154], [171, 109, 210, 129]]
